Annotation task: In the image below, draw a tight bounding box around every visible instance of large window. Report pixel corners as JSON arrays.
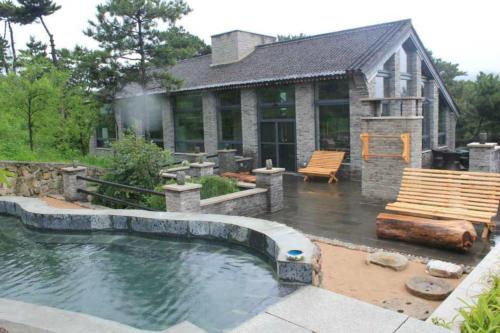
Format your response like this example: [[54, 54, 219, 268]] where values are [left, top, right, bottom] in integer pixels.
[[96, 104, 117, 148], [217, 90, 242, 153], [144, 95, 164, 148], [438, 101, 447, 146], [399, 47, 411, 97], [422, 102, 432, 150], [315, 80, 350, 157], [173, 94, 204, 152], [258, 85, 296, 171]]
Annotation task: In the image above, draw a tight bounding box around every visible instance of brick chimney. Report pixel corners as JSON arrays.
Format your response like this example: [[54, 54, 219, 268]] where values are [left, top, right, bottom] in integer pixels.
[[211, 30, 276, 66]]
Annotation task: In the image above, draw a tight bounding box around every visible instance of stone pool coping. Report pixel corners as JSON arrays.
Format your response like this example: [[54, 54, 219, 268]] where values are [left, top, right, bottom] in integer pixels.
[[0, 196, 320, 284]]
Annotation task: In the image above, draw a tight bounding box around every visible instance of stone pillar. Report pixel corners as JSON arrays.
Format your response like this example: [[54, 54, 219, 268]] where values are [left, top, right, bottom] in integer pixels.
[[217, 149, 238, 173], [408, 51, 422, 98], [428, 80, 440, 149], [202, 91, 218, 154], [295, 83, 316, 168], [190, 162, 215, 177], [254, 167, 285, 213], [61, 166, 87, 202], [388, 52, 401, 116], [163, 96, 175, 151], [467, 142, 500, 172], [241, 88, 259, 167], [447, 110, 457, 150], [163, 183, 202, 212], [361, 117, 422, 200]]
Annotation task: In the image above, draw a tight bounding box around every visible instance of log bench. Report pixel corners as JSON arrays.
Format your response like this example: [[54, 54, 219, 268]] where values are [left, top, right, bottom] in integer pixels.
[[377, 168, 500, 247], [298, 151, 345, 184]]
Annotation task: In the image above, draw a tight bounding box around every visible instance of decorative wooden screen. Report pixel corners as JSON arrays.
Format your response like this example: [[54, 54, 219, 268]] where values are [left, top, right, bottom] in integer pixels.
[[360, 133, 410, 163]]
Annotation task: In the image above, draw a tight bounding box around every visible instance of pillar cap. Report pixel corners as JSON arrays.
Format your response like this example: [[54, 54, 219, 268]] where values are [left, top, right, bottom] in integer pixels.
[[253, 167, 286, 174], [216, 149, 237, 153], [163, 183, 202, 192], [190, 162, 215, 168], [467, 142, 497, 148], [61, 166, 87, 173]]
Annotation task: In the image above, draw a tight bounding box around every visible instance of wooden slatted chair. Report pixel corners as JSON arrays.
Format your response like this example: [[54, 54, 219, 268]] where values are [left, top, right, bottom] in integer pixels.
[[383, 168, 500, 239], [298, 151, 345, 184]]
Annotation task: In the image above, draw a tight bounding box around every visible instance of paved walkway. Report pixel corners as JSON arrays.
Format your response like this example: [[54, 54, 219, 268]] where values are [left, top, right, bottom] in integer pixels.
[[258, 174, 494, 266]]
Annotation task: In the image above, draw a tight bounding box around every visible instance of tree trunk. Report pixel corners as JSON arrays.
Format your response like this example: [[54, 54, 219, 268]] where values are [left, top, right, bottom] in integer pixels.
[[28, 104, 34, 151], [376, 213, 477, 252], [40, 17, 57, 64], [7, 21, 16, 72]]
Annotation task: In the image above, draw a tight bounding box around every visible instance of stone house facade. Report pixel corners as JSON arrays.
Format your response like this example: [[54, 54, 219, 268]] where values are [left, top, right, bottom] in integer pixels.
[[93, 19, 458, 179]]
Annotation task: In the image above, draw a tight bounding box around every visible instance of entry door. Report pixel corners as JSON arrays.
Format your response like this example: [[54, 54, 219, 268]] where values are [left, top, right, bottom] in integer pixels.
[[260, 120, 296, 171]]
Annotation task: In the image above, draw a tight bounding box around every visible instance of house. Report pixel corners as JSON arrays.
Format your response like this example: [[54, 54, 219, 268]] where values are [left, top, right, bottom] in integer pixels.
[[92, 19, 458, 179]]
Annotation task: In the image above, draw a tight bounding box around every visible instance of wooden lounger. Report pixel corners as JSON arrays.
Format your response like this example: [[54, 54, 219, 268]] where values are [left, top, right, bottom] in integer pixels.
[[380, 168, 500, 239], [298, 151, 345, 184], [222, 172, 256, 183]]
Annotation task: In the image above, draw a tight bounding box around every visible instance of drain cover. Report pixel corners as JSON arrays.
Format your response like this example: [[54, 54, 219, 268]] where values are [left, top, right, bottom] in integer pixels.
[[405, 276, 454, 300], [381, 298, 434, 320]]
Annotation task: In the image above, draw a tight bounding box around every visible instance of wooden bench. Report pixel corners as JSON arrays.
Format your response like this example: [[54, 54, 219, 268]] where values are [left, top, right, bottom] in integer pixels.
[[298, 151, 345, 184], [382, 168, 500, 239]]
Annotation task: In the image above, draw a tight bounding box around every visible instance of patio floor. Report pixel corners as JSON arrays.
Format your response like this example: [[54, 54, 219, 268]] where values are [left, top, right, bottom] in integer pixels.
[[258, 174, 495, 266]]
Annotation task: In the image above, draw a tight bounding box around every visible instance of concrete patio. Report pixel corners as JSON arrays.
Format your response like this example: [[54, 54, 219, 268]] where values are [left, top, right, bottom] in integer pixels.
[[258, 174, 495, 266]]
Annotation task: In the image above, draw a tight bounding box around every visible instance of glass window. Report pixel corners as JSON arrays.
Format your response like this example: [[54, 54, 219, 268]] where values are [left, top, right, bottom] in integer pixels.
[[317, 80, 349, 100], [96, 104, 117, 148], [375, 76, 390, 98], [258, 86, 294, 105], [400, 47, 408, 74], [400, 79, 408, 97], [174, 94, 204, 152], [217, 90, 242, 152], [144, 95, 164, 148], [438, 103, 447, 146], [318, 105, 350, 152], [422, 102, 431, 150]]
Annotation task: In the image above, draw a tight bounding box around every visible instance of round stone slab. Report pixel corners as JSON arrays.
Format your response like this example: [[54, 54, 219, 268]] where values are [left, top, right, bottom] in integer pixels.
[[366, 252, 409, 271], [381, 298, 434, 320], [405, 276, 454, 300]]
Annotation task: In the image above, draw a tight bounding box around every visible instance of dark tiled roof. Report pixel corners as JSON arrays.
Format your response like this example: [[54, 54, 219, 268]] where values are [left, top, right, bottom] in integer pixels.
[[117, 19, 412, 97]]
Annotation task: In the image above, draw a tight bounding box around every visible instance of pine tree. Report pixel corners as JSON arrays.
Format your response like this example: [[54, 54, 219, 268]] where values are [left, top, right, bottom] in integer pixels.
[[85, 0, 192, 91], [17, 0, 61, 64], [0, 37, 10, 74], [0, 0, 21, 72]]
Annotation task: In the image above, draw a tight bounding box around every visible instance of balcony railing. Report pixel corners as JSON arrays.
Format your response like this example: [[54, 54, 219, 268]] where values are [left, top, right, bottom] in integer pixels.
[[360, 97, 425, 117]]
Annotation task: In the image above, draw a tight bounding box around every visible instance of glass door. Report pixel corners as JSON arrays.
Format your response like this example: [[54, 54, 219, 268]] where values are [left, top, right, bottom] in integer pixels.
[[260, 121, 296, 171]]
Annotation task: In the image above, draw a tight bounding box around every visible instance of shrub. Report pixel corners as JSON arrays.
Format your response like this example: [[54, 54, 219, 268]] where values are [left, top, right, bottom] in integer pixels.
[[459, 276, 499, 333], [0, 169, 15, 187], [93, 134, 173, 208]]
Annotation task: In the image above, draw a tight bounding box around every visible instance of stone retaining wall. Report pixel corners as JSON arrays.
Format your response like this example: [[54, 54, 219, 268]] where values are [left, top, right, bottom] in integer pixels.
[[0, 196, 320, 285], [0, 161, 105, 197]]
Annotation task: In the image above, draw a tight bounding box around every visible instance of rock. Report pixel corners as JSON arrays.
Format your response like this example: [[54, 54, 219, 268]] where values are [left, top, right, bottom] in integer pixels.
[[381, 298, 434, 320], [366, 251, 409, 271], [405, 276, 454, 300], [426, 260, 463, 279], [0, 328, 9, 333]]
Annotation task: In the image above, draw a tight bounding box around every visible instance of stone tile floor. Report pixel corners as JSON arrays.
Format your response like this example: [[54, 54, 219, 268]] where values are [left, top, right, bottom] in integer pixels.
[[258, 174, 497, 266]]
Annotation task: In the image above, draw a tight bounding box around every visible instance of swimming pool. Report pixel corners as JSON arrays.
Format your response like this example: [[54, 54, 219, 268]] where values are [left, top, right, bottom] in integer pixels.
[[0, 215, 296, 332]]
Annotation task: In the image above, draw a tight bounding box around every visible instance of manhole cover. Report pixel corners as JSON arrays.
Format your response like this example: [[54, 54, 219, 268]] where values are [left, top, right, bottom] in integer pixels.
[[405, 276, 454, 300], [367, 252, 408, 271], [381, 298, 434, 320]]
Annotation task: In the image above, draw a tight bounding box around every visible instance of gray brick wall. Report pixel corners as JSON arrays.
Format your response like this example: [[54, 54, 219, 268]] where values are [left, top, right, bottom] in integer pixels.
[[468, 143, 500, 173], [241, 88, 259, 167], [202, 91, 218, 154], [349, 73, 372, 180], [211, 31, 275, 66], [361, 117, 422, 200], [163, 96, 175, 151], [200, 189, 268, 216], [295, 83, 316, 168], [446, 110, 457, 150]]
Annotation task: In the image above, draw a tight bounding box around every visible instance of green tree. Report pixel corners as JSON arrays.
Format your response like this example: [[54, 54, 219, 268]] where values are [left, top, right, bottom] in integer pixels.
[[471, 72, 500, 138], [17, 0, 61, 64], [4, 58, 57, 150], [84, 0, 192, 91], [0, 37, 10, 74], [0, 0, 21, 71], [277, 33, 307, 42]]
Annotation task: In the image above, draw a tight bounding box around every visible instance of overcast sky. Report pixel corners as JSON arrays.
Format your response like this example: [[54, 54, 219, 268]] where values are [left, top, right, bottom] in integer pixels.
[[10, 0, 500, 79]]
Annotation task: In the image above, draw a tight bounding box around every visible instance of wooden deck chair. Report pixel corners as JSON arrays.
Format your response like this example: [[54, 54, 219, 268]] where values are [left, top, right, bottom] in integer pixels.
[[298, 151, 345, 184]]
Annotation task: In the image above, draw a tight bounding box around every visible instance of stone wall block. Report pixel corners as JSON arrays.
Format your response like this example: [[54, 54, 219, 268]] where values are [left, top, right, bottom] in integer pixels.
[[61, 166, 88, 202], [254, 167, 285, 213]]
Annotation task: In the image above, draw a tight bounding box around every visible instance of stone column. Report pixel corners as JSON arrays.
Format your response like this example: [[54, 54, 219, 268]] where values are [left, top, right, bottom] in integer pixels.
[[408, 51, 422, 98], [190, 162, 215, 177], [202, 91, 218, 154], [241, 88, 259, 167], [295, 83, 316, 168], [467, 142, 500, 172], [428, 80, 440, 149], [162, 96, 175, 151], [361, 117, 422, 200], [163, 183, 202, 212], [61, 166, 87, 202], [217, 149, 238, 173], [254, 167, 285, 213]]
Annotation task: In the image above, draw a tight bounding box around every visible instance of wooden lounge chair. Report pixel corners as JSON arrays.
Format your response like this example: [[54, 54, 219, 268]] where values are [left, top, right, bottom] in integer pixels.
[[222, 172, 256, 183], [378, 168, 500, 240], [298, 151, 345, 184]]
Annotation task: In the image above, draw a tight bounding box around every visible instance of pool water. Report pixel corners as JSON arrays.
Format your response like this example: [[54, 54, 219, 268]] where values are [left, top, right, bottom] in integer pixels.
[[0, 215, 296, 332]]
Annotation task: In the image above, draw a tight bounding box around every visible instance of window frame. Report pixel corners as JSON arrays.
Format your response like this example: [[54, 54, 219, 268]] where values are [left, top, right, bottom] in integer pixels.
[[216, 90, 242, 153], [173, 94, 205, 152], [95, 104, 117, 149]]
